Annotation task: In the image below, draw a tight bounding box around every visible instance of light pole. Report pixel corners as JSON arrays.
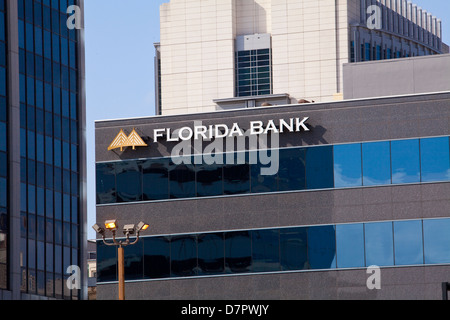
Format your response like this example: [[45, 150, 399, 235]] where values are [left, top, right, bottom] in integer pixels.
[[92, 220, 149, 300]]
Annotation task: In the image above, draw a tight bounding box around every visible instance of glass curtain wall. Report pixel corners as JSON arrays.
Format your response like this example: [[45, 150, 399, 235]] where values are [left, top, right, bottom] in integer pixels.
[[0, 0, 8, 290], [18, 0, 80, 299], [97, 218, 450, 283], [97, 136, 450, 205]]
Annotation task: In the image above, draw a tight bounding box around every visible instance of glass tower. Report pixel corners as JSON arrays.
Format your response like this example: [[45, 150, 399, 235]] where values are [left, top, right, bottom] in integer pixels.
[[0, 0, 86, 300], [0, 0, 8, 291]]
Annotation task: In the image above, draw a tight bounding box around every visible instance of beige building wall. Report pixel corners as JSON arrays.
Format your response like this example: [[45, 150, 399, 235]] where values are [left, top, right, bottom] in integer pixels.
[[158, 0, 443, 115], [159, 0, 354, 115]]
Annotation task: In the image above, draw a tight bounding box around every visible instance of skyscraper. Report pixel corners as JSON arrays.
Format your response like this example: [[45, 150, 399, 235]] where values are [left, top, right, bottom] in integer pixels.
[[0, 0, 87, 300], [155, 0, 447, 115]]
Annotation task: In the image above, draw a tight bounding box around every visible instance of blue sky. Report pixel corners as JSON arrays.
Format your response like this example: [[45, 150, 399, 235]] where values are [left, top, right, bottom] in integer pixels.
[[84, 0, 450, 239]]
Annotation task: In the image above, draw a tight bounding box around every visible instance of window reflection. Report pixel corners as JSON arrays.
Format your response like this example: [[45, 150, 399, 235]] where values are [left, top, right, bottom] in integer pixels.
[[196, 162, 223, 197], [116, 161, 142, 203], [171, 235, 197, 277], [96, 242, 117, 283], [124, 240, 143, 281], [308, 225, 336, 269], [225, 231, 252, 274], [280, 228, 308, 271], [391, 139, 420, 184], [96, 218, 450, 283], [198, 233, 224, 275], [143, 237, 170, 279], [141, 159, 169, 201], [223, 152, 250, 195], [96, 163, 116, 204], [423, 219, 450, 264], [169, 159, 196, 199], [362, 141, 391, 186], [334, 143, 362, 188], [336, 224, 364, 268], [364, 222, 394, 267], [305, 146, 334, 190], [420, 137, 450, 182], [393, 220, 424, 265], [252, 229, 280, 272], [277, 148, 306, 192], [95, 136, 450, 205], [250, 151, 278, 193]]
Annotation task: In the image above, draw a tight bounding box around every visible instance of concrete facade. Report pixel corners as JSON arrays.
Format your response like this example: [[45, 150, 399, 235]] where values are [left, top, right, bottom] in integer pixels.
[[343, 54, 450, 100], [95, 91, 450, 300], [157, 0, 445, 115]]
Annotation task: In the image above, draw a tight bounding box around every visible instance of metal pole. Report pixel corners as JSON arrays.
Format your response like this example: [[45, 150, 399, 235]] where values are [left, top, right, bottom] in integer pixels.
[[118, 246, 125, 300]]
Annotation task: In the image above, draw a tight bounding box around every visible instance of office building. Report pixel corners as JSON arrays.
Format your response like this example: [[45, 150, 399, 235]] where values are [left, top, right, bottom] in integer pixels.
[[0, 0, 87, 300], [95, 91, 450, 300], [155, 0, 447, 115]]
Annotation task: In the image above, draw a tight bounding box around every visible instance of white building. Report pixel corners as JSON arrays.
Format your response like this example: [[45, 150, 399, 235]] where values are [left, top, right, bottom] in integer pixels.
[[155, 0, 446, 115]]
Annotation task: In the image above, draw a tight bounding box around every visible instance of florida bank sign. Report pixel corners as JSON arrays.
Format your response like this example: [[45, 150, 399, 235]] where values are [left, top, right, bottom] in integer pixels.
[[153, 117, 310, 143], [108, 117, 310, 176]]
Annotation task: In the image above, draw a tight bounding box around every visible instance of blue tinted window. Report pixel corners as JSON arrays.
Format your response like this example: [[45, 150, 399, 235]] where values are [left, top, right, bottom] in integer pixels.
[[277, 148, 306, 191], [169, 158, 195, 199], [34, 26, 43, 55], [143, 237, 170, 279], [308, 225, 337, 269], [420, 137, 450, 182], [336, 224, 365, 268], [124, 240, 143, 281], [0, 42, 5, 67], [0, 67, 5, 96], [393, 220, 424, 265], [115, 161, 142, 203], [362, 141, 391, 186], [252, 229, 280, 272], [223, 152, 250, 195], [26, 22, 34, 51], [0, 96, 5, 122], [96, 242, 117, 283], [0, 122, 5, 152], [196, 160, 223, 197], [171, 235, 197, 277], [198, 233, 224, 276], [334, 143, 362, 188], [306, 146, 334, 189], [0, 11, 4, 41], [141, 159, 169, 201], [280, 228, 308, 271], [0, 177, 6, 207], [391, 139, 420, 184], [0, 152, 6, 178], [364, 222, 394, 267], [225, 231, 252, 274], [250, 150, 278, 194], [423, 219, 450, 264], [96, 163, 116, 204]]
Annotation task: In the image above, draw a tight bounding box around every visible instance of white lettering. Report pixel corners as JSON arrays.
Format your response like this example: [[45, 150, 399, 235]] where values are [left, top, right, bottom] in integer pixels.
[[296, 117, 310, 132], [153, 128, 165, 143], [179, 127, 193, 141], [250, 121, 264, 135]]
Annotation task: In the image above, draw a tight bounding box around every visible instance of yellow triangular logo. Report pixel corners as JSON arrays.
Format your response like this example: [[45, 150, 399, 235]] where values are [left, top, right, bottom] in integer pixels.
[[108, 128, 148, 151]]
